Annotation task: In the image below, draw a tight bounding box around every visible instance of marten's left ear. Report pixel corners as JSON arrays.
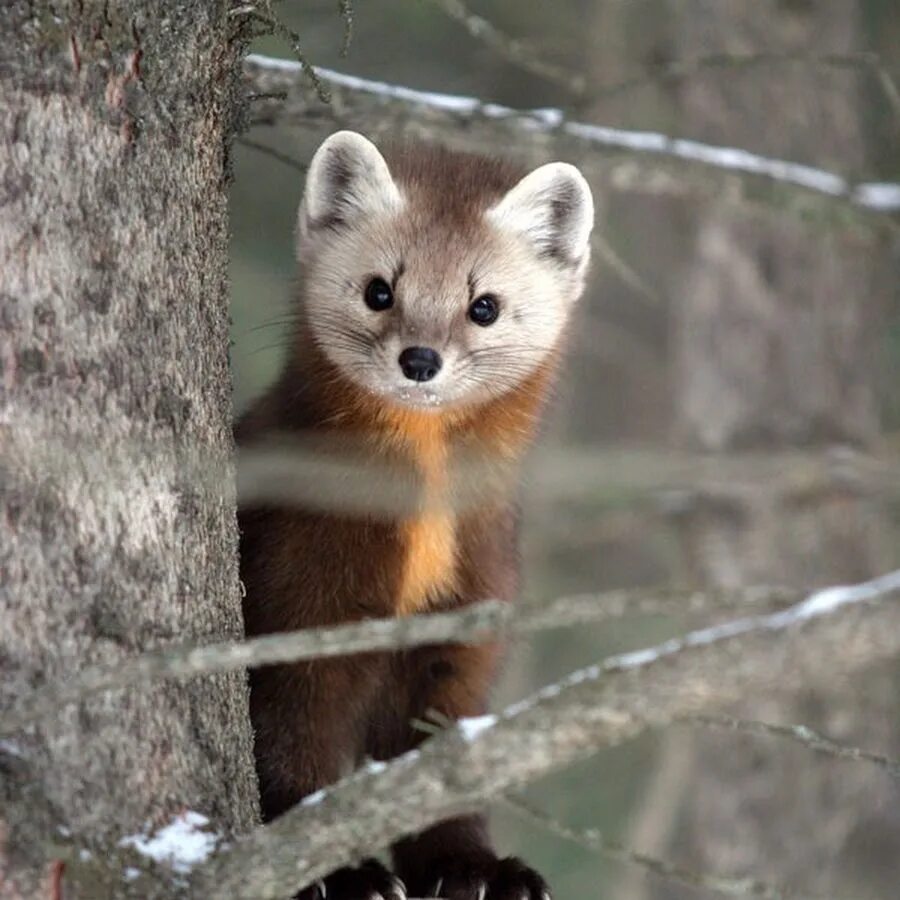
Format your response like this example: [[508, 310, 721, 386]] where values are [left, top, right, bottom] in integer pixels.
[[488, 162, 593, 266], [299, 131, 401, 239]]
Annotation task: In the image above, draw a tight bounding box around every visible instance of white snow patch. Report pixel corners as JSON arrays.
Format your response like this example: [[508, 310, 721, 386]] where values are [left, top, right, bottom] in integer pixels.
[[301, 789, 327, 807], [118, 811, 219, 874], [0, 739, 26, 758], [123, 867, 141, 882], [605, 568, 900, 671], [852, 182, 900, 211], [458, 715, 498, 741], [501, 568, 900, 717]]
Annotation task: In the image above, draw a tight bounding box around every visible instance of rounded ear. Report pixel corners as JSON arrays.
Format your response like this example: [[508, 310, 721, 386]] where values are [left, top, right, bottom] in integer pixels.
[[487, 162, 594, 265], [299, 131, 401, 236]]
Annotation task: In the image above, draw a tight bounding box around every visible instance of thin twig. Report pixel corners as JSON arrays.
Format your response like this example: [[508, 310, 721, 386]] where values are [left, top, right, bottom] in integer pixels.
[[592, 50, 892, 104], [249, 4, 331, 102], [873, 63, 900, 123], [593, 233, 662, 306], [687, 714, 900, 780], [237, 136, 309, 172], [429, 0, 585, 96], [337, 0, 353, 58], [502, 794, 822, 899]]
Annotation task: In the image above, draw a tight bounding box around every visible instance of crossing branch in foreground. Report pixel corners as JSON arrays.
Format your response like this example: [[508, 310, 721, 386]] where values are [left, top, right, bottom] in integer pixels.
[[10, 571, 898, 898], [1, 583, 811, 736], [186, 570, 900, 899]]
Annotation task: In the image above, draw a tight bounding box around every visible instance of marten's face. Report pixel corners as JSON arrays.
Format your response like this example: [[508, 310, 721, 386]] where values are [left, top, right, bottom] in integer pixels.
[[296, 132, 594, 412]]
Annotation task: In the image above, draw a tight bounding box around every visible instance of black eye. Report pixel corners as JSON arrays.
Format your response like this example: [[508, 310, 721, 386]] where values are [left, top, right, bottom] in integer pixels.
[[364, 277, 393, 312], [468, 294, 499, 326]]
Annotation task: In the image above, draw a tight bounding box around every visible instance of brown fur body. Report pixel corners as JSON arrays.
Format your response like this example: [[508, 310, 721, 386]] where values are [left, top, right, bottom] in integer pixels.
[[238, 140, 590, 899]]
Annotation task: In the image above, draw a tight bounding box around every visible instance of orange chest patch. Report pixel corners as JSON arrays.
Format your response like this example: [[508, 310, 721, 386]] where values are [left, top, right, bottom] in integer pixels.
[[380, 408, 458, 616], [396, 508, 457, 616], [370, 381, 547, 616]]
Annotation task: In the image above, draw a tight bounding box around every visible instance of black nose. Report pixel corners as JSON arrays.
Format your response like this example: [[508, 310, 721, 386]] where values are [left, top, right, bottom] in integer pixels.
[[398, 346, 442, 382]]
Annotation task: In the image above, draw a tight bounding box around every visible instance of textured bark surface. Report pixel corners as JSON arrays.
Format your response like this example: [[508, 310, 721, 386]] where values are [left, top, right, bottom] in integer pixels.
[[0, 3, 258, 897]]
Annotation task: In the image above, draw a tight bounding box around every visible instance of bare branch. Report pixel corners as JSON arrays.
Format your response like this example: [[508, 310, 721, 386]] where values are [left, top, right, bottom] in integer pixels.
[[0, 602, 505, 735], [502, 794, 823, 899], [188, 570, 900, 898], [422, 13, 899, 132], [1, 582, 813, 735], [592, 50, 900, 120], [592, 233, 662, 306], [429, 0, 585, 96], [687, 714, 900, 780], [236, 137, 308, 172], [874, 65, 900, 122], [242, 53, 900, 213], [235, 443, 900, 517], [8, 416, 898, 524]]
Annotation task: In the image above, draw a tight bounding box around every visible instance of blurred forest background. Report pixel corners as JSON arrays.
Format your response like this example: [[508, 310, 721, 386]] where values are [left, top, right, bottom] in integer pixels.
[[231, 2, 900, 898]]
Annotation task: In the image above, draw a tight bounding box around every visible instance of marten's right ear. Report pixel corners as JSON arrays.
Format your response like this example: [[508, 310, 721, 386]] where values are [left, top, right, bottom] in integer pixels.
[[298, 131, 401, 239]]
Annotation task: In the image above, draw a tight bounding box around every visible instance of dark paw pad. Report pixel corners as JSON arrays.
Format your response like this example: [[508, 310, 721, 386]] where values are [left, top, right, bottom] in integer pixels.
[[297, 859, 406, 900], [425, 856, 550, 900]]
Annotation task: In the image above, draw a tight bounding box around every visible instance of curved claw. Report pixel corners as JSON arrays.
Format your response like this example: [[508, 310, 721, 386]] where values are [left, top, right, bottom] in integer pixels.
[[388, 876, 408, 900], [416, 855, 549, 900]]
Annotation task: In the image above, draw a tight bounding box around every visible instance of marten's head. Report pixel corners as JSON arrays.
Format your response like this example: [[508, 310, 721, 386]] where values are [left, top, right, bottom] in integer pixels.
[[296, 131, 593, 412]]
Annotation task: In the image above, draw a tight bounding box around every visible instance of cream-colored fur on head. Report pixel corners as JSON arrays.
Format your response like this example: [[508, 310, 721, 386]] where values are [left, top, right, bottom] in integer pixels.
[[295, 133, 595, 411], [298, 131, 403, 238], [487, 162, 593, 267]]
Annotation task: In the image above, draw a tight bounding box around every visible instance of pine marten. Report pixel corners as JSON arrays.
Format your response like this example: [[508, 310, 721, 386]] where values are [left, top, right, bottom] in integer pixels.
[[237, 131, 594, 900]]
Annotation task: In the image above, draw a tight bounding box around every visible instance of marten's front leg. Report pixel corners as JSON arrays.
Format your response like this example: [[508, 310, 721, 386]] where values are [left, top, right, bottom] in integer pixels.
[[250, 656, 405, 900], [385, 642, 552, 900]]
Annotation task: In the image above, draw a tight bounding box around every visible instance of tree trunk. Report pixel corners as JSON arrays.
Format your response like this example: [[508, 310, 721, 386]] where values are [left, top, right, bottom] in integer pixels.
[[0, 4, 258, 897]]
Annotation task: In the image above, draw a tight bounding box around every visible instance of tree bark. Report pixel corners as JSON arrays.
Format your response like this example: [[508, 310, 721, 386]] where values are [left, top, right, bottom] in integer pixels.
[[0, 4, 258, 897]]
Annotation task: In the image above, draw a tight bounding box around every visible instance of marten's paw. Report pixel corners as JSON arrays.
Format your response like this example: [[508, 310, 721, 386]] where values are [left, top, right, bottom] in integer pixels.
[[418, 856, 550, 900], [297, 858, 406, 900]]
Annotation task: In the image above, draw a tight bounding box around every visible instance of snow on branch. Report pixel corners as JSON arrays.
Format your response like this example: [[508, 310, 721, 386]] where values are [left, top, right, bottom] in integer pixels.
[[243, 53, 900, 212], [1, 583, 806, 735], [188, 569, 900, 899]]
